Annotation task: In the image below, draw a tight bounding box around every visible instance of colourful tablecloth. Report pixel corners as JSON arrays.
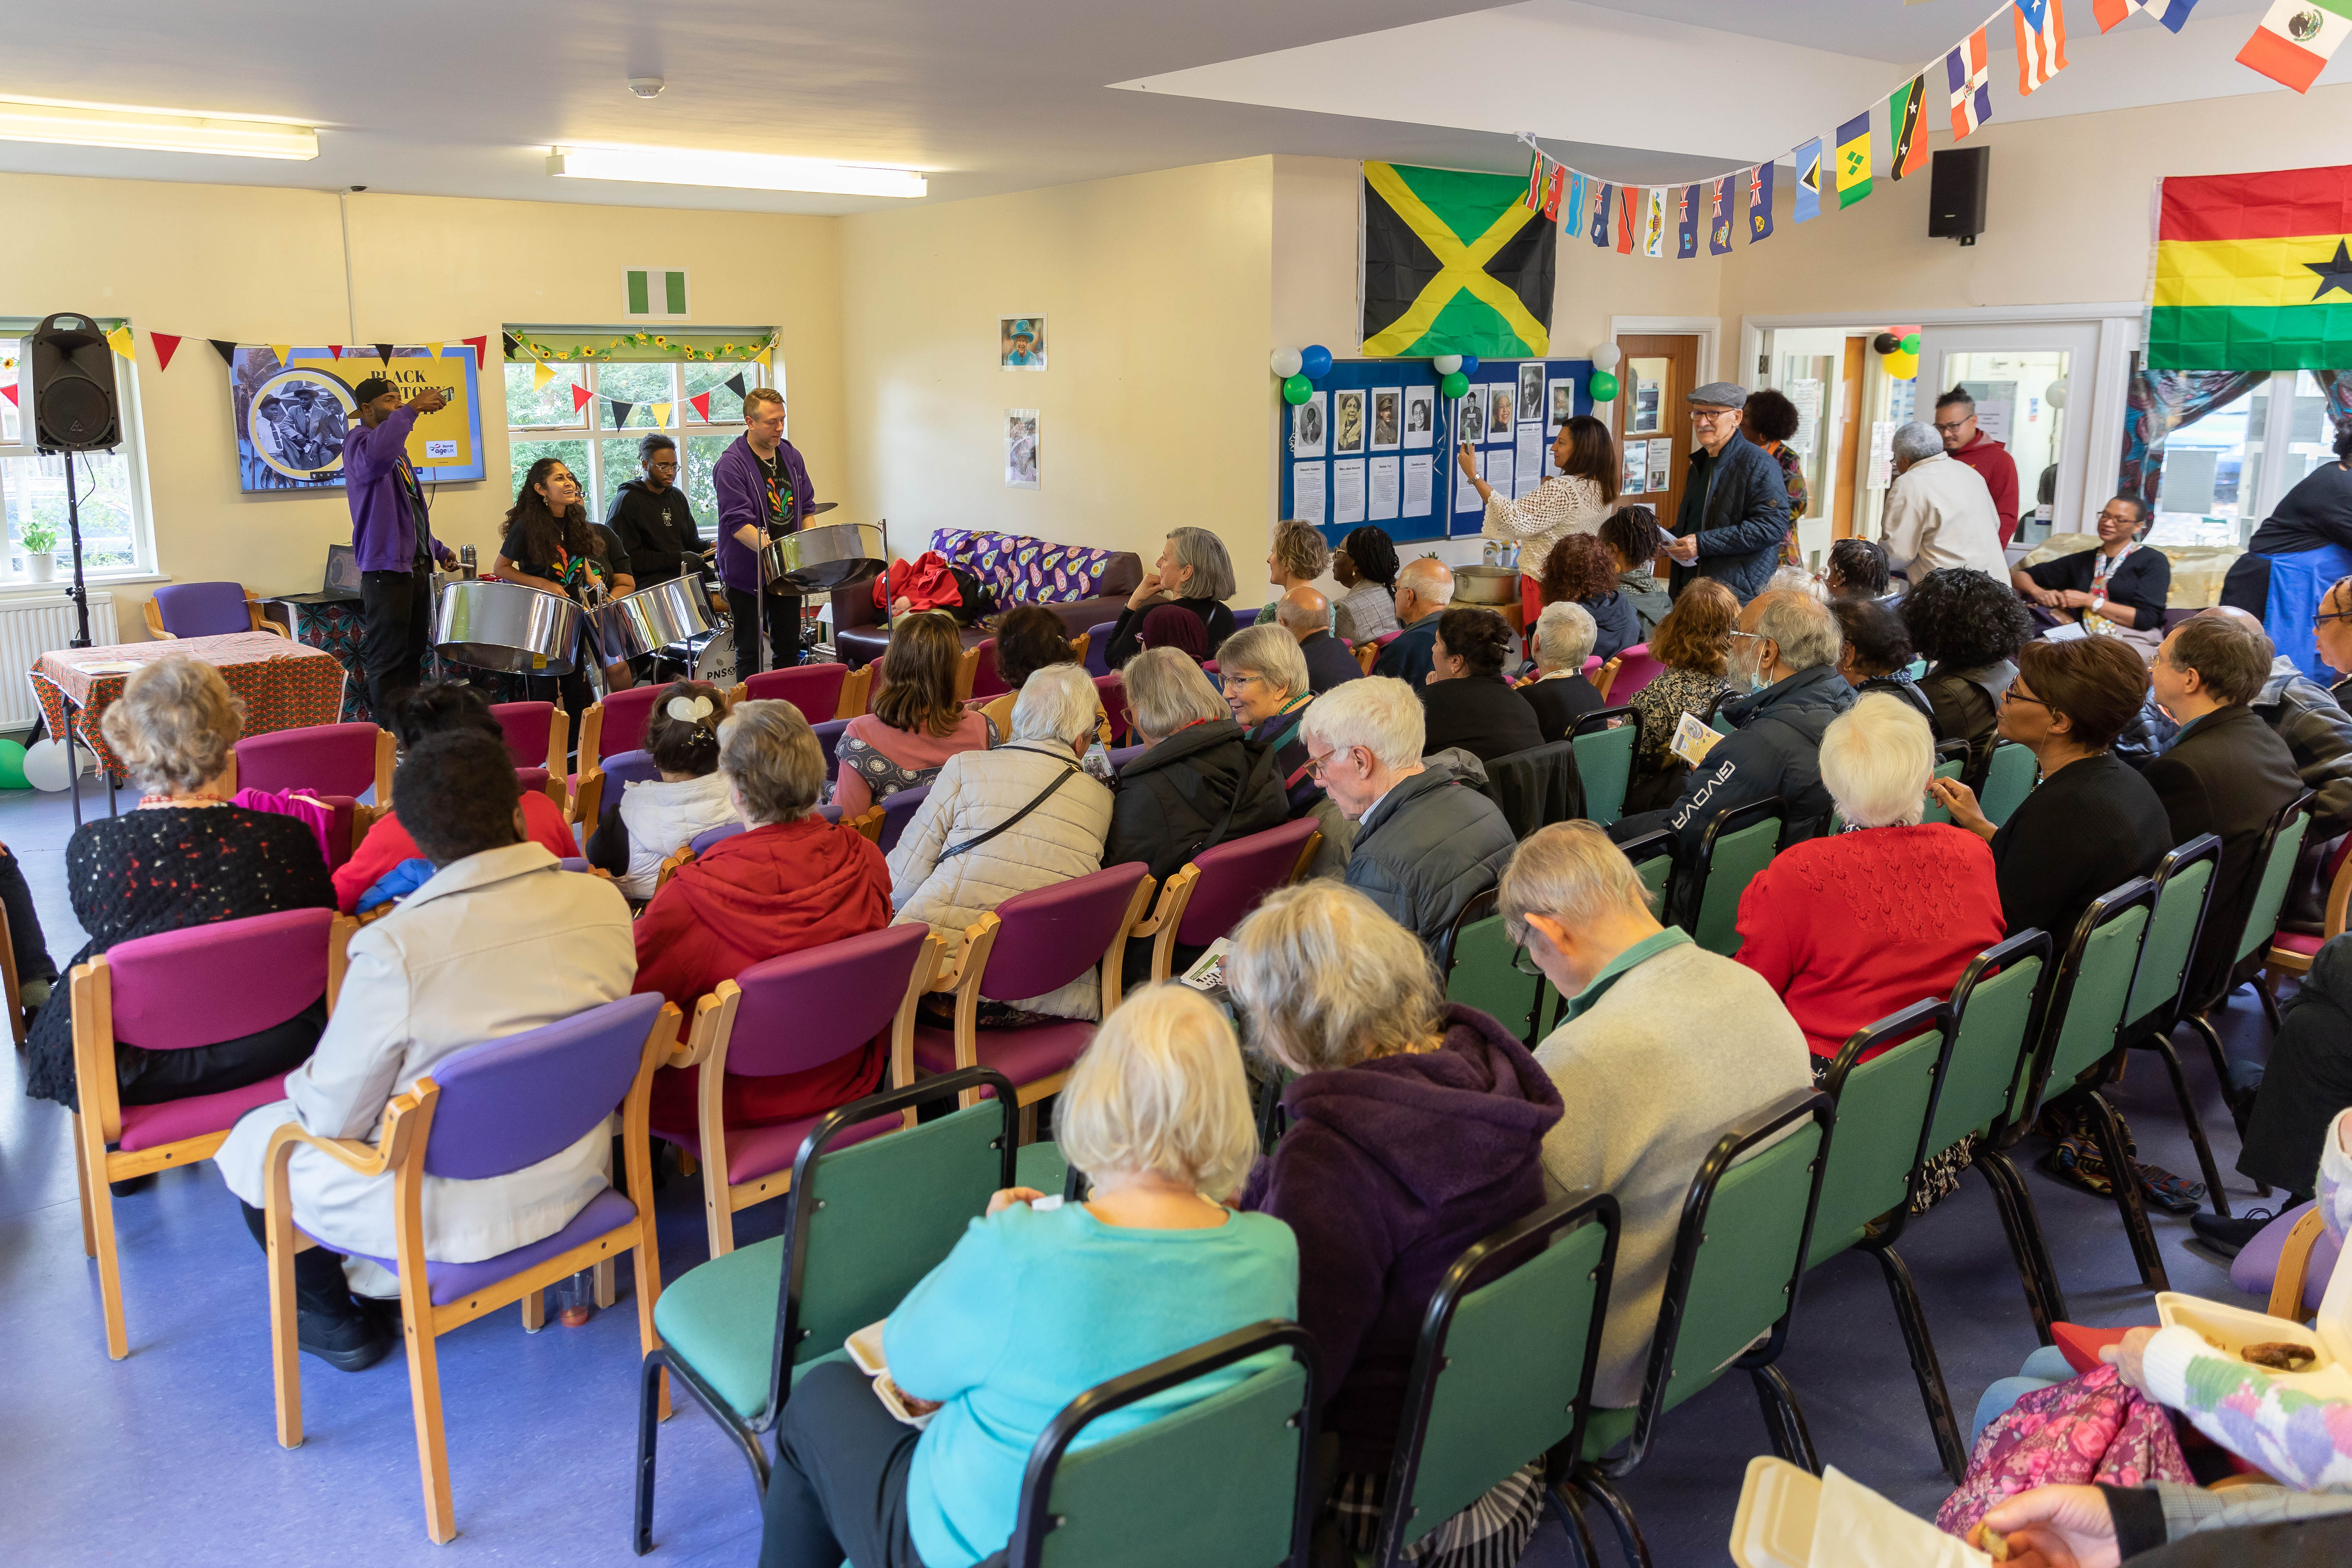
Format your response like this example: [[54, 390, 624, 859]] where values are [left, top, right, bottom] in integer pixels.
[[32, 631, 348, 783]]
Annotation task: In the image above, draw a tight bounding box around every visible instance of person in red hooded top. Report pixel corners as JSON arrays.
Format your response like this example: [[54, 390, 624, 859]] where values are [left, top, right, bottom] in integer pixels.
[[634, 698, 896, 1132]]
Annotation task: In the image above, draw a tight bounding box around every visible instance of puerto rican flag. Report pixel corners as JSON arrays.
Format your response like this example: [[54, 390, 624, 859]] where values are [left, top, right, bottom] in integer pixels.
[[2012, 0, 2070, 95], [1946, 27, 1994, 139]]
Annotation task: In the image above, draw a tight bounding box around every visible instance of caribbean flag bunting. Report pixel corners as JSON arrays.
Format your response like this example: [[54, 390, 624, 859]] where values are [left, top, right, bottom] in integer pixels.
[[1362, 162, 1556, 358], [2150, 164, 2352, 369]]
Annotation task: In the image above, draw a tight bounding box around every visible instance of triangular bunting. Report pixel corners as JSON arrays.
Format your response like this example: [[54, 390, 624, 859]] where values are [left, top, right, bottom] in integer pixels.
[[464, 335, 488, 370], [269, 344, 291, 366], [502, 333, 521, 357], [106, 326, 135, 361], [723, 372, 746, 397], [0, 385, 15, 408], [690, 392, 713, 421], [374, 343, 395, 364], [571, 383, 594, 413], [151, 333, 182, 371], [328, 345, 344, 359], [532, 362, 555, 391], [426, 342, 444, 359], [212, 339, 239, 367], [609, 401, 635, 427], [650, 402, 672, 427]]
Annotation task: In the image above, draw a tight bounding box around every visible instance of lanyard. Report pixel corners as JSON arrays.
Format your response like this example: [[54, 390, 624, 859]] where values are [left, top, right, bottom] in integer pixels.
[[2091, 543, 2134, 590]]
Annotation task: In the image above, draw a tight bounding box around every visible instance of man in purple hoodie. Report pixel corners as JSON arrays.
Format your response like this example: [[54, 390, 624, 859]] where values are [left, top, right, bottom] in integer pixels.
[[713, 386, 816, 673], [344, 374, 457, 723]]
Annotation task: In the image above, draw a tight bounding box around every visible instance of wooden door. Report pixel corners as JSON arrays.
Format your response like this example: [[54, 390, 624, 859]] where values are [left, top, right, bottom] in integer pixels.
[[1832, 334, 1866, 543], [1611, 334, 1701, 544]]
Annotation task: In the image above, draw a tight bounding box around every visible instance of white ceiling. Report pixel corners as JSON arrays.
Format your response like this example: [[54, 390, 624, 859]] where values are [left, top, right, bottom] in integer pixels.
[[0, 0, 2336, 214]]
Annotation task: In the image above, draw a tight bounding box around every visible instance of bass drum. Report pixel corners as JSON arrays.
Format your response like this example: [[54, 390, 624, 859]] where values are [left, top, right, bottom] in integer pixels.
[[690, 627, 737, 689]]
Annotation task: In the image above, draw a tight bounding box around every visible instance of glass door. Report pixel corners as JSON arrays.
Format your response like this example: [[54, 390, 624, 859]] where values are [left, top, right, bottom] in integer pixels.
[[1912, 321, 2100, 541]]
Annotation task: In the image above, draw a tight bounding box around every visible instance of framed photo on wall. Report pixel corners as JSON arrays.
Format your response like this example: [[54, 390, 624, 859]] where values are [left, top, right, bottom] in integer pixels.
[[1006, 409, 1039, 488], [1000, 316, 1047, 370]]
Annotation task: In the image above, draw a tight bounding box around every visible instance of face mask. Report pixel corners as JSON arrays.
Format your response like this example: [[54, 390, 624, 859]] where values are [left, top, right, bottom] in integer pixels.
[[1732, 640, 1769, 694]]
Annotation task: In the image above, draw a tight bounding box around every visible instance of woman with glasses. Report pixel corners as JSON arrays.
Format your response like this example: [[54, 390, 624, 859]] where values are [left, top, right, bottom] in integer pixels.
[[1930, 636, 2172, 945], [2011, 494, 2171, 653], [1215, 625, 1354, 876]]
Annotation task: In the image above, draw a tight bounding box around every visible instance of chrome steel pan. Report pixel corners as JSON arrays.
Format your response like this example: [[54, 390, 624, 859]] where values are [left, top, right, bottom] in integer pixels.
[[589, 575, 714, 661], [758, 521, 886, 595], [434, 579, 582, 675]]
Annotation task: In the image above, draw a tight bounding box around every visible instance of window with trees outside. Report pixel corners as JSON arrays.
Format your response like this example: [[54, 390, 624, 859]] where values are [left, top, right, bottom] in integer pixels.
[[0, 322, 158, 583]]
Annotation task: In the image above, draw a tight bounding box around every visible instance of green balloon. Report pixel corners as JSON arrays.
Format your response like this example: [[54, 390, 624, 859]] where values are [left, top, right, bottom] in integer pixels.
[[0, 738, 26, 790], [1439, 371, 1470, 400], [1588, 370, 1619, 402], [1282, 374, 1313, 406], [1900, 332, 1921, 353]]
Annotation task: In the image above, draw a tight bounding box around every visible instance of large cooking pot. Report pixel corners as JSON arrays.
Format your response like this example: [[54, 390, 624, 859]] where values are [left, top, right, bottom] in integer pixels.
[[1453, 565, 1520, 607], [759, 520, 887, 596], [435, 578, 582, 675], [589, 574, 714, 662]]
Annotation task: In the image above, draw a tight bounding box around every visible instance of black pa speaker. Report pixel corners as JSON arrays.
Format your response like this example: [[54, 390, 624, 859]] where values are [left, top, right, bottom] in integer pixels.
[[1928, 148, 1990, 246], [30, 311, 121, 453]]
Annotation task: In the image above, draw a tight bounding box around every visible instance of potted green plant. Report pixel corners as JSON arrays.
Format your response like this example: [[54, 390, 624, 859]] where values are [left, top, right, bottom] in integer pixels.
[[19, 522, 58, 583]]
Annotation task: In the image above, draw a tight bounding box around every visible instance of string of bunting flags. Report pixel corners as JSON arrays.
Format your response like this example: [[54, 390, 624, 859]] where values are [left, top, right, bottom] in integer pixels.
[[500, 330, 775, 424], [1511, 0, 2348, 260]]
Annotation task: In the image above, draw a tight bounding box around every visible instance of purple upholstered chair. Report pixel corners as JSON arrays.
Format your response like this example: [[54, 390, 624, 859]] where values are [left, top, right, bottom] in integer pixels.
[[912, 861, 1155, 1118], [652, 923, 938, 1256], [691, 820, 749, 855], [149, 581, 279, 639], [741, 664, 849, 725], [876, 785, 929, 855], [1129, 818, 1321, 983], [1092, 672, 1132, 745], [1105, 744, 1145, 770], [69, 906, 342, 1359], [263, 991, 678, 1544], [235, 721, 391, 803], [1083, 619, 1119, 678], [814, 717, 850, 777]]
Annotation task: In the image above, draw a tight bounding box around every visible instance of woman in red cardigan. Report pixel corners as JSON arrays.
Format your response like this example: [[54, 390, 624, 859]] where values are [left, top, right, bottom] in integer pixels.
[[634, 698, 894, 1132]]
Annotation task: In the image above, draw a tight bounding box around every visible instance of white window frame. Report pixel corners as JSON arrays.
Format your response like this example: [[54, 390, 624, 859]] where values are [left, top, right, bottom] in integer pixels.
[[0, 323, 164, 593], [499, 340, 777, 523]]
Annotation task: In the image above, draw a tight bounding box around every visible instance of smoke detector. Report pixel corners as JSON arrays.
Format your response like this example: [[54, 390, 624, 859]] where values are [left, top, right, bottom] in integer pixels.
[[627, 76, 666, 99]]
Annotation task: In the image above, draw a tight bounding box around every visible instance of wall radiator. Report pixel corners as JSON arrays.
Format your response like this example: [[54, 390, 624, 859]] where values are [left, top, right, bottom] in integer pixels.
[[0, 592, 118, 733]]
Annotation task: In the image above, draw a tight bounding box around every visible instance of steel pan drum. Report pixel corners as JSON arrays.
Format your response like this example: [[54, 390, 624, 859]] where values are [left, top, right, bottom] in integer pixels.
[[589, 575, 714, 661], [758, 521, 886, 596], [435, 579, 582, 675]]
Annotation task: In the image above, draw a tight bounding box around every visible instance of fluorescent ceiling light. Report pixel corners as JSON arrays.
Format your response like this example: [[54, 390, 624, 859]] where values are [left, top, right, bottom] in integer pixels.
[[0, 97, 316, 159], [548, 145, 925, 199]]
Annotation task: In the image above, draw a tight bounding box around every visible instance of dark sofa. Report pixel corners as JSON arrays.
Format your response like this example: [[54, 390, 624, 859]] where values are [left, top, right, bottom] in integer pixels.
[[830, 528, 1141, 668]]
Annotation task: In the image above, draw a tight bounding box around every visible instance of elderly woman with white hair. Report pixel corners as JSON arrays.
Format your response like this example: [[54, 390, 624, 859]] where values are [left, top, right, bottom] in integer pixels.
[[1520, 600, 1607, 743], [1215, 624, 1355, 877], [1733, 692, 2005, 1067], [888, 663, 1116, 1021], [1105, 647, 1290, 889], [1106, 524, 1240, 667], [1229, 880, 1561, 1566], [757, 983, 1298, 1568]]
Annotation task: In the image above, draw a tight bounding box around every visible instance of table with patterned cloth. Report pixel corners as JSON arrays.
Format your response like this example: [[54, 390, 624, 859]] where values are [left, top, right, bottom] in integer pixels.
[[31, 631, 348, 785], [268, 597, 374, 724]]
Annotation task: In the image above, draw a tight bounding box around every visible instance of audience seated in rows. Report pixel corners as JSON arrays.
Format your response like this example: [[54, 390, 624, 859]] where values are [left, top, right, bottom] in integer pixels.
[[1540, 532, 1639, 663], [1105, 647, 1289, 889], [1371, 555, 1453, 688], [1825, 536, 1897, 605], [1106, 525, 1238, 668], [757, 983, 1296, 1568], [1902, 565, 2034, 779], [2012, 494, 2171, 653], [1520, 601, 1607, 744], [1598, 505, 1673, 638], [586, 681, 739, 900], [1830, 597, 1936, 725], [1502, 821, 1812, 1408], [1881, 420, 2007, 584], [25, 658, 333, 1118], [1227, 881, 1564, 1563], [1331, 524, 1401, 644], [1418, 606, 1544, 765], [1623, 577, 1740, 814], [216, 730, 634, 1371], [834, 612, 997, 816], [1214, 623, 1354, 876], [1932, 635, 2172, 946], [1300, 676, 1516, 951], [337, 683, 577, 914], [1736, 694, 2006, 1063], [632, 699, 894, 1132], [1255, 517, 1333, 631], [1276, 583, 1362, 693], [888, 664, 1114, 1020], [2224, 601, 2352, 843]]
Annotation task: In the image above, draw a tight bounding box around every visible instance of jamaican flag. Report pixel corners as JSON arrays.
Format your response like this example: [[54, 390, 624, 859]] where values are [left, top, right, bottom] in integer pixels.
[[2150, 163, 2352, 369], [1361, 161, 1555, 359]]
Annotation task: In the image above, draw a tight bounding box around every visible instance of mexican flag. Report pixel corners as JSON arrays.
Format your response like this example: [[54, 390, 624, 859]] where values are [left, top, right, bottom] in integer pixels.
[[1361, 162, 1555, 359], [2148, 163, 2352, 370], [2237, 0, 2352, 93]]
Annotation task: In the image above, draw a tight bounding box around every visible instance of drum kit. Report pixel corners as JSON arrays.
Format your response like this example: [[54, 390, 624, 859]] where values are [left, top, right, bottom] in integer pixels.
[[431, 514, 887, 692]]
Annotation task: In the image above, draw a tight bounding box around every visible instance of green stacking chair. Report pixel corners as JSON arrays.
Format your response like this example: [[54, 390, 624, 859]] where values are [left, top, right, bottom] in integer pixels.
[[2184, 792, 2313, 1076], [1616, 827, 1680, 921], [1368, 1195, 1620, 1568], [1977, 741, 2039, 829], [1567, 1089, 1837, 1568], [1919, 740, 1970, 827], [1442, 887, 1549, 1047], [1002, 1321, 1320, 1568], [1707, 688, 1737, 738], [633, 1066, 1018, 1555], [2118, 836, 2227, 1214], [1689, 797, 1786, 955], [1569, 707, 1642, 826]]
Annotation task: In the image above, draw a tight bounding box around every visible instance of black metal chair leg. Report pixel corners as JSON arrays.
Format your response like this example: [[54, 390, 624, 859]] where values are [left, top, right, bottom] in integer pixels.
[[634, 1353, 665, 1556], [1869, 1242, 1968, 1483], [2145, 1032, 2231, 1218], [2257, 978, 2283, 1032], [1545, 1477, 1604, 1568], [2185, 1011, 2235, 1109], [1975, 1149, 2067, 1340], [1749, 1364, 1819, 1475], [1576, 1469, 1654, 1568], [2081, 1090, 2170, 1292]]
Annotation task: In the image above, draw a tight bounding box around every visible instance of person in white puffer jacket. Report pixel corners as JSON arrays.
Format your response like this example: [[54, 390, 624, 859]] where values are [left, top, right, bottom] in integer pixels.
[[595, 680, 743, 899], [888, 663, 1114, 1020]]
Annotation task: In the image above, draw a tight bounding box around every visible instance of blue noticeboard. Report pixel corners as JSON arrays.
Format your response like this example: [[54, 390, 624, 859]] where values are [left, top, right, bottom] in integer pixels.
[[1278, 356, 1593, 547]]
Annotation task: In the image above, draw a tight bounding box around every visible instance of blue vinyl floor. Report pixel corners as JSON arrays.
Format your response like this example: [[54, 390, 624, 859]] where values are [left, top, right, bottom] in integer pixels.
[[0, 775, 2286, 1566]]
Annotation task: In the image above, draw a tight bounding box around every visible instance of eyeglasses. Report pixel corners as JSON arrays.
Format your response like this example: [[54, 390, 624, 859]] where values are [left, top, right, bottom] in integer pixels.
[[2095, 511, 2140, 527], [1689, 408, 1733, 423], [2001, 688, 2048, 709], [2317, 610, 2352, 627], [1219, 672, 1265, 692], [1932, 418, 1973, 434], [1510, 943, 1545, 978], [1303, 747, 1339, 781]]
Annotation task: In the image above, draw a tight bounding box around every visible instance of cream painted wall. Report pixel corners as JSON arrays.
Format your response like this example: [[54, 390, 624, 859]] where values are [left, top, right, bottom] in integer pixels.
[[0, 171, 841, 636]]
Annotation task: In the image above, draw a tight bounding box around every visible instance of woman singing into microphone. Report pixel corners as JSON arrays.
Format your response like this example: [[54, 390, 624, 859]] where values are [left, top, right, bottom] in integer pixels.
[[492, 457, 629, 715]]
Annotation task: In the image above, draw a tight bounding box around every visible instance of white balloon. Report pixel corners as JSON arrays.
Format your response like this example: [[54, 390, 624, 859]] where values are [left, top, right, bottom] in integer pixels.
[[1431, 354, 1463, 376], [1270, 348, 1303, 378], [2044, 379, 2068, 410], [1590, 343, 1622, 372], [22, 738, 72, 792]]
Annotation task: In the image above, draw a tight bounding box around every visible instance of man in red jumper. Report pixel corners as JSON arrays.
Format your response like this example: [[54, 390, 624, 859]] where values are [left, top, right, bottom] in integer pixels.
[[1933, 388, 2021, 549]]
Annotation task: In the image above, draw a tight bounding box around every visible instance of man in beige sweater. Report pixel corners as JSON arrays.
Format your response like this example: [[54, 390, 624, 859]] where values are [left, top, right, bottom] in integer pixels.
[[1498, 821, 1813, 1409]]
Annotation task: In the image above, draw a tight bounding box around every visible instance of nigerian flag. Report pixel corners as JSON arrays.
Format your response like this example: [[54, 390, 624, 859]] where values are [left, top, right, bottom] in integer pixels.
[[1361, 162, 1555, 359]]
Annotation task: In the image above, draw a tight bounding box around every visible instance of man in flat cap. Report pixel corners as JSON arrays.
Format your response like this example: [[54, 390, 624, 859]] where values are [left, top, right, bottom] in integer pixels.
[[344, 373, 456, 723], [1662, 381, 1792, 604]]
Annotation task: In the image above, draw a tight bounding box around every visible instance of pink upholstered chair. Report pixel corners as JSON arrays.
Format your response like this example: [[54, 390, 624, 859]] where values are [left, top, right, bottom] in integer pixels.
[[912, 861, 1156, 1131], [967, 637, 1010, 702], [1129, 818, 1322, 982], [69, 907, 354, 1359], [233, 721, 391, 803], [1092, 672, 1132, 745], [734, 664, 850, 724], [655, 924, 939, 1256], [491, 700, 568, 776], [262, 991, 679, 1543], [1606, 642, 1666, 704]]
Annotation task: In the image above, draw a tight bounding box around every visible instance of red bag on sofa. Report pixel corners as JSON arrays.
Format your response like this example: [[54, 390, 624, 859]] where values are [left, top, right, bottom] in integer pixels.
[[874, 552, 962, 614]]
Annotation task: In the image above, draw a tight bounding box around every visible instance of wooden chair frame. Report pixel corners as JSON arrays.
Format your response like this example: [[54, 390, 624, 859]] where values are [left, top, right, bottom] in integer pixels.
[[2266, 830, 2352, 984], [653, 847, 693, 896], [836, 663, 874, 719], [72, 914, 358, 1359], [1126, 832, 1322, 983], [0, 900, 22, 1049], [2268, 1207, 2328, 1320], [951, 645, 983, 703], [264, 1000, 681, 1544], [143, 591, 290, 642], [1352, 641, 1380, 676], [1591, 655, 1624, 703], [669, 935, 942, 1257]]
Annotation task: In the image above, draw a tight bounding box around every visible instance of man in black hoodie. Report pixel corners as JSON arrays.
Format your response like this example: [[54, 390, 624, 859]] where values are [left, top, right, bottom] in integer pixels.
[[604, 434, 708, 585]]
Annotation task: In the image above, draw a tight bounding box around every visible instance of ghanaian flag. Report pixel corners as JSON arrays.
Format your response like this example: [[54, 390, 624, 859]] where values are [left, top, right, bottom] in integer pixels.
[[1361, 162, 1555, 359], [2150, 163, 2352, 370]]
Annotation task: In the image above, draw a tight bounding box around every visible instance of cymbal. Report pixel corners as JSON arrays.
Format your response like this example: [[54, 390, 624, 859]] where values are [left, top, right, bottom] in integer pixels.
[[802, 501, 839, 516]]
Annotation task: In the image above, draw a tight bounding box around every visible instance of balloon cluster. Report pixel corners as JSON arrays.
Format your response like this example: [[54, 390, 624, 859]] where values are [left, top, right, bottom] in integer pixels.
[[1873, 330, 1921, 382], [1272, 345, 1334, 405], [1587, 342, 1620, 403]]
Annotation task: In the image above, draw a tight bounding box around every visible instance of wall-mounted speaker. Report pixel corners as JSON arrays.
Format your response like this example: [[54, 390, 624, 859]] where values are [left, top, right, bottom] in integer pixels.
[[1928, 148, 1990, 246], [30, 311, 121, 453]]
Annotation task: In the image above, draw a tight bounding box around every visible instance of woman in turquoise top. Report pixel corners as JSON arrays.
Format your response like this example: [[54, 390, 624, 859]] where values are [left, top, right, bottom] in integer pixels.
[[757, 984, 1299, 1568]]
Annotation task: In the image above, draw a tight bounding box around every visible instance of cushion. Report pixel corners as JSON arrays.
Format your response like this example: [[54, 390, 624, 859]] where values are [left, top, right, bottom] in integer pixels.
[[654, 1235, 786, 1421], [932, 529, 1124, 607], [2271, 931, 2323, 959], [116, 1074, 292, 1152], [346, 1187, 638, 1307], [911, 1019, 1093, 1087], [650, 1107, 900, 1186]]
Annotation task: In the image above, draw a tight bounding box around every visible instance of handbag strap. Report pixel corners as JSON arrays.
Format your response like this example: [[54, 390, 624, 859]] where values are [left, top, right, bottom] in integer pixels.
[[940, 747, 1081, 860]]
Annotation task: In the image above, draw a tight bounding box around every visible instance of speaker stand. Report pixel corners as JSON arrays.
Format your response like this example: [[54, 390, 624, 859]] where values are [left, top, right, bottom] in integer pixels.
[[59, 448, 103, 829]]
